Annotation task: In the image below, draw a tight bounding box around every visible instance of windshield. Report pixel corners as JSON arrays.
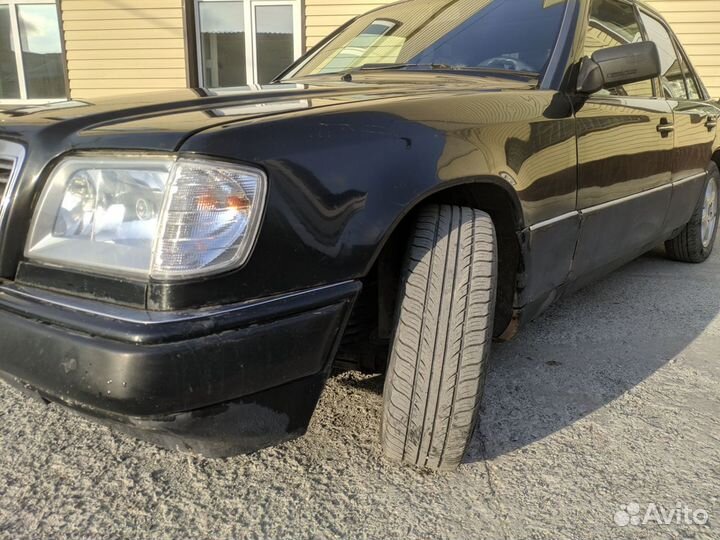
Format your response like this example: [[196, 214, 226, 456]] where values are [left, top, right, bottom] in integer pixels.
[[284, 0, 567, 79]]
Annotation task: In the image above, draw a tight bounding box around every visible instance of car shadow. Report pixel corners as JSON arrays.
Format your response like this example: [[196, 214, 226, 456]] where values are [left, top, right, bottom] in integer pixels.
[[465, 243, 720, 462], [338, 242, 720, 463], [334, 243, 720, 464]]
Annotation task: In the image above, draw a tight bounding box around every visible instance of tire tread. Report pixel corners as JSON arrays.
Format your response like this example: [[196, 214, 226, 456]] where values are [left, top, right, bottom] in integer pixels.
[[381, 204, 497, 471]]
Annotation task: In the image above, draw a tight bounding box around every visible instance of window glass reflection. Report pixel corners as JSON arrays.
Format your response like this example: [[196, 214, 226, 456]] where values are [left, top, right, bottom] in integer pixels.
[[17, 3, 65, 99], [639, 12, 685, 100], [584, 0, 652, 97], [290, 0, 566, 78], [199, 0, 247, 87], [255, 5, 293, 84], [319, 20, 398, 74], [0, 5, 21, 99], [679, 54, 702, 100]]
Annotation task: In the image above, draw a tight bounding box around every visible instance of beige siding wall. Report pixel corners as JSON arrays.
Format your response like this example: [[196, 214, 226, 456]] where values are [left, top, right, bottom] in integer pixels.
[[60, 0, 187, 99], [645, 0, 720, 98], [58, 0, 719, 99], [305, 0, 720, 98]]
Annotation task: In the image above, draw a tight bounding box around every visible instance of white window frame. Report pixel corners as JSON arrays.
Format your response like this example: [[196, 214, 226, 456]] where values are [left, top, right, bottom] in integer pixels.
[[0, 0, 66, 105], [194, 0, 302, 89]]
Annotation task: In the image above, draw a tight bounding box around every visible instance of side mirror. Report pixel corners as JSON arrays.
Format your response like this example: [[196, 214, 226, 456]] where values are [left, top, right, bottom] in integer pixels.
[[576, 41, 661, 95]]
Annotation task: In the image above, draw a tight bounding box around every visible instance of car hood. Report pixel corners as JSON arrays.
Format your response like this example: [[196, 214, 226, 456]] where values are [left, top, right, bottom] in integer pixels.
[[0, 74, 536, 153]]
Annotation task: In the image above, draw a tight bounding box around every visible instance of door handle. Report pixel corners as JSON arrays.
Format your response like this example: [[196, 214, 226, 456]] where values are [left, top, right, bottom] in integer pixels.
[[706, 117, 718, 131], [657, 119, 674, 137]]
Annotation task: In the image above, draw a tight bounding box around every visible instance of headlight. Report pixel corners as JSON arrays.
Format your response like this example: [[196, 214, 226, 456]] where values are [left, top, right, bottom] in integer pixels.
[[25, 155, 267, 280]]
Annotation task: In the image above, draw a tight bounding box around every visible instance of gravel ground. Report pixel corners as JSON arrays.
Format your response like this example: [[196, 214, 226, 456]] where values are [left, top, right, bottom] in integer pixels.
[[1, 241, 719, 540]]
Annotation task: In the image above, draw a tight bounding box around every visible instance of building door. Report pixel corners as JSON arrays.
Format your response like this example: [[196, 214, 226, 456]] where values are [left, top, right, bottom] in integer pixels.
[[195, 0, 301, 89]]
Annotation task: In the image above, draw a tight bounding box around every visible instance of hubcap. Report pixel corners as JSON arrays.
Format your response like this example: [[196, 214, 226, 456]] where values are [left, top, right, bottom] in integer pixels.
[[701, 176, 718, 248]]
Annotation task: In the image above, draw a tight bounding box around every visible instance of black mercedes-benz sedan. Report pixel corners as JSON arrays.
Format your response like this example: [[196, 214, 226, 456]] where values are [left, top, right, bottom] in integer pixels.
[[0, 0, 717, 471]]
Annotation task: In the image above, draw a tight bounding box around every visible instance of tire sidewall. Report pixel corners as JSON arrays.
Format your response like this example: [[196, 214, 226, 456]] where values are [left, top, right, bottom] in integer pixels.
[[698, 163, 720, 259]]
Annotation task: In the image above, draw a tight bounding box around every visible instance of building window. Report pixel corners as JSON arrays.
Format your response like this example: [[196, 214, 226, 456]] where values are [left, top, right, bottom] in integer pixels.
[[195, 0, 301, 89], [0, 0, 66, 102]]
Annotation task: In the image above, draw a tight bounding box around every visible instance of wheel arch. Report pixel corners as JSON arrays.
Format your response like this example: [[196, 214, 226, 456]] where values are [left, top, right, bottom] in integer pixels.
[[335, 176, 525, 372], [712, 149, 720, 172], [364, 175, 524, 276], [415, 180, 523, 338]]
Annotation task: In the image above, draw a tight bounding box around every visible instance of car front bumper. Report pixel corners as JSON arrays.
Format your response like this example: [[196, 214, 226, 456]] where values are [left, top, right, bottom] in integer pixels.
[[0, 280, 360, 456]]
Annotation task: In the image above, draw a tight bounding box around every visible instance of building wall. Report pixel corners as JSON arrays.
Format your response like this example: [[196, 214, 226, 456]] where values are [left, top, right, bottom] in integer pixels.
[[56, 1, 719, 100], [60, 0, 187, 100], [304, 0, 720, 98], [645, 0, 720, 98]]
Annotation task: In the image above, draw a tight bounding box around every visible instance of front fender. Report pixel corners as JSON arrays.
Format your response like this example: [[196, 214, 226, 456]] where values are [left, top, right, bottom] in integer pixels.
[[163, 92, 575, 310]]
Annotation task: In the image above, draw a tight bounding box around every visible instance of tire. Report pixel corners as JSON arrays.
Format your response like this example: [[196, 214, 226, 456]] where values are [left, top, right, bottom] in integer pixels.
[[381, 204, 497, 471], [665, 162, 719, 263]]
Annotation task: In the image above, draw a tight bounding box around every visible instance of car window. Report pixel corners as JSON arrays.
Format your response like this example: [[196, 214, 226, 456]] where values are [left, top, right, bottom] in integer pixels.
[[683, 64, 702, 100], [677, 49, 703, 101], [638, 12, 686, 100], [318, 20, 399, 74], [286, 0, 567, 78], [584, 0, 653, 98]]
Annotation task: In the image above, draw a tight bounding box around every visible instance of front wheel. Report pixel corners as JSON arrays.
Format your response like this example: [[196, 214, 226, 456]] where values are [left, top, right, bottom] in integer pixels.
[[665, 163, 719, 263], [381, 205, 497, 471]]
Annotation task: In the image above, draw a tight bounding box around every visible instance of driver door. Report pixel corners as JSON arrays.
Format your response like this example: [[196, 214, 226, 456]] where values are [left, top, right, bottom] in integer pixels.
[[571, 0, 674, 281]]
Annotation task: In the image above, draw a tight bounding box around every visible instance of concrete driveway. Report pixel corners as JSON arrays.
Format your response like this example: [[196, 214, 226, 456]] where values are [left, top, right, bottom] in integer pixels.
[[1, 241, 718, 540]]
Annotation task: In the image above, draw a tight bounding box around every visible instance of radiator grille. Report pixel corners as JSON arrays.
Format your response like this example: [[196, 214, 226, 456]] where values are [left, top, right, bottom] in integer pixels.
[[0, 158, 14, 198], [0, 140, 26, 225]]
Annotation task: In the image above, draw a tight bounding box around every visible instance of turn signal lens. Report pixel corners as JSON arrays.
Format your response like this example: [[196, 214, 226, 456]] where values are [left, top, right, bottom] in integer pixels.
[[151, 159, 266, 279]]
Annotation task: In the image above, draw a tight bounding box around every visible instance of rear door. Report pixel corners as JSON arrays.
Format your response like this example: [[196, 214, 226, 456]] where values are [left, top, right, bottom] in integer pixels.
[[637, 9, 719, 234], [572, 0, 674, 281]]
